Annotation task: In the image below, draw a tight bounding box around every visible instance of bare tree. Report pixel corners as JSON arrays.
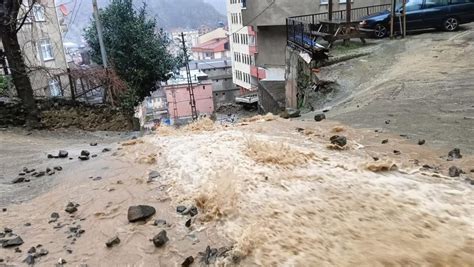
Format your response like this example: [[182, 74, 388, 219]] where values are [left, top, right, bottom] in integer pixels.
[[0, 0, 40, 127]]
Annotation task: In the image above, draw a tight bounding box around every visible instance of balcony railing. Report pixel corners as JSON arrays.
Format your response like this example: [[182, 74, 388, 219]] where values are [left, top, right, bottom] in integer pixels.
[[287, 4, 391, 56]]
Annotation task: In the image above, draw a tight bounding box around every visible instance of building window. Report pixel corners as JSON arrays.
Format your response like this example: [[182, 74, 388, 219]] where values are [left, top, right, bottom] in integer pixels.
[[39, 39, 54, 61], [49, 79, 61, 97], [33, 4, 46, 22]]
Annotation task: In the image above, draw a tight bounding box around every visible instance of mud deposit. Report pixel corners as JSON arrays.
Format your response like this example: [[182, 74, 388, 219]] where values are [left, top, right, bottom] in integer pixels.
[[1, 118, 473, 266]]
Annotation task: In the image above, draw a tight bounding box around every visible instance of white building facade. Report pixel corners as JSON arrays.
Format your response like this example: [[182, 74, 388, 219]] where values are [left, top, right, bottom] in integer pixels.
[[227, 0, 257, 92]]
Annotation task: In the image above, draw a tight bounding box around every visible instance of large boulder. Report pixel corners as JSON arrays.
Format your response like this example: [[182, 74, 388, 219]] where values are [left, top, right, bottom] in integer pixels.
[[127, 205, 156, 222]]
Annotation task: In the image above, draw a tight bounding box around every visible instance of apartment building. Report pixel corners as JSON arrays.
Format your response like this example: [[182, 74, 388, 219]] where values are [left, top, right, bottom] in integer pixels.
[[227, 0, 259, 92], [1, 0, 70, 97]]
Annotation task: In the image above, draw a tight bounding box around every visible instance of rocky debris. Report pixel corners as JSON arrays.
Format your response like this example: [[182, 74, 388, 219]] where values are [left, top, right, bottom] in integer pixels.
[[448, 148, 462, 160], [182, 256, 194, 266], [393, 150, 401, 155], [381, 139, 388, 144], [18, 172, 26, 176], [280, 108, 301, 119], [90, 142, 98, 146], [314, 114, 326, 122], [465, 178, 474, 186], [182, 206, 198, 217], [78, 155, 90, 161], [12, 177, 27, 184], [449, 166, 463, 177], [127, 205, 156, 222], [69, 225, 85, 238], [54, 166, 63, 171], [24, 255, 35, 265], [65, 202, 79, 214], [91, 154, 98, 158], [199, 246, 231, 265], [385, 120, 391, 125], [50, 212, 60, 223], [33, 248, 49, 259], [152, 230, 168, 247], [48, 154, 58, 159], [24, 223, 31, 227], [27, 247, 36, 254], [58, 258, 67, 265], [105, 236, 120, 248], [148, 171, 161, 183], [418, 139, 426, 145], [1, 236, 24, 248], [33, 171, 46, 178], [4, 228, 12, 233], [185, 219, 192, 228], [154, 220, 167, 227], [15, 247, 22, 253], [2, 208, 6, 212], [176, 206, 187, 214], [330, 135, 347, 147], [58, 150, 69, 158], [81, 150, 90, 157], [102, 148, 111, 153]]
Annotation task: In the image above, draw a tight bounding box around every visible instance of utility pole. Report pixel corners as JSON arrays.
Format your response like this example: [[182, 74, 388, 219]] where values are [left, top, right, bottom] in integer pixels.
[[180, 32, 198, 121], [92, 0, 108, 68], [402, 0, 407, 38], [390, 0, 395, 38]]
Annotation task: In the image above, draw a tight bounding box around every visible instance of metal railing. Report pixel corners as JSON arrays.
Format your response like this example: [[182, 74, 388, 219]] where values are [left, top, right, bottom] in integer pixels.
[[287, 4, 391, 54]]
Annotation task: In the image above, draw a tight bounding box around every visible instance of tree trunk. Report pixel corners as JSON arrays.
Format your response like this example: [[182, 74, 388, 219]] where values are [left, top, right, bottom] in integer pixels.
[[0, 27, 41, 128]]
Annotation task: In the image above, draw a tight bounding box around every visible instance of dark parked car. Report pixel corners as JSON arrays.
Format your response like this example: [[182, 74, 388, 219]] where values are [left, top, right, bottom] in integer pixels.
[[360, 0, 474, 38]]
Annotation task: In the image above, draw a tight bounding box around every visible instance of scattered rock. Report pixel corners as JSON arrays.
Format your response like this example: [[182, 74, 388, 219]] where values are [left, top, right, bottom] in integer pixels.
[[330, 135, 347, 147], [47, 154, 55, 159], [24, 255, 35, 265], [182, 256, 194, 266], [4, 228, 12, 233], [182, 206, 198, 217], [92, 177, 102, 181], [148, 171, 160, 182], [54, 166, 63, 171], [91, 154, 98, 158], [185, 219, 192, 228], [127, 205, 156, 222], [65, 202, 79, 214], [152, 230, 169, 247], [33, 171, 46, 178], [154, 220, 167, 226], [373, 157, 379, 161], [34, 249, 49, 258], [24, 223, 31, 227], [51, 212, 60, 220], [90, 142, 98, 146], [78, 155, 89, 161], [381, 139, 388, 144], [448, 148, 462, 160], [81, 150, 90, 157], [18, 172, 26, 176], [102, 148, 111, 153], [2, 208, 6, 212], [176, 206, 187, 213], [58, 150, 69, 158], [12, 177, 26, 184], [385, 120, 391, 125], [14, 247, 22, 253], [28, 247, 36, 254], [314, 113, 326, 122], [58, 258, 67, 264], [105, 236, 120, 248], [280, 108, 300, 119], [1, 236, 24, 247], [393, 150, 401, 155], [418, 139, 426, 145], [449, 166, 463, 177]]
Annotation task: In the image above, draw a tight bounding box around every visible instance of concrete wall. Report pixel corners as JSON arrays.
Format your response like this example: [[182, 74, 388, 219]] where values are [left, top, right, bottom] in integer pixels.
[[243, 0, 391, 26], [258, 80, 286, 114], [254, 25, 287, 67]]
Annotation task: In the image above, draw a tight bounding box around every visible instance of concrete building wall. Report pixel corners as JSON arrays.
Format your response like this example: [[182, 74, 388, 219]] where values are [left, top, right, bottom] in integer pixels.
[[1, 0, 70, 97], [165, 82, 214, 119], [254, 25, 287, 68]]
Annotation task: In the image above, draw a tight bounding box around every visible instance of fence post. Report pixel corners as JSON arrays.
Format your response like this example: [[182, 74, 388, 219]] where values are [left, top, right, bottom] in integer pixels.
[[67, 68, 76, 101]]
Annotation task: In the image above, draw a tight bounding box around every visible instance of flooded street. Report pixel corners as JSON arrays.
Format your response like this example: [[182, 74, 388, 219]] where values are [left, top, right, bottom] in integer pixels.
[[1, 117, 473, 265]]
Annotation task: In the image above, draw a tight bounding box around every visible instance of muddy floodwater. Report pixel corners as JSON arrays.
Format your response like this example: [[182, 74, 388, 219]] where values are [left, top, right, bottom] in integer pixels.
[[1, 117, 473, 266]]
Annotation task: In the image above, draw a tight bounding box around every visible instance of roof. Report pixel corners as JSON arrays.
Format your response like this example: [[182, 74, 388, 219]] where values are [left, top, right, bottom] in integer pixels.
[[188, 58, 232, 70], [191, 38, 229, 53]]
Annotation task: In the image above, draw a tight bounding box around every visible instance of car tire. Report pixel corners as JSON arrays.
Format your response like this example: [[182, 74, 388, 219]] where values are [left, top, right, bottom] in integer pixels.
[[374, 24, 388, 38], [443, 17, 459, 32]]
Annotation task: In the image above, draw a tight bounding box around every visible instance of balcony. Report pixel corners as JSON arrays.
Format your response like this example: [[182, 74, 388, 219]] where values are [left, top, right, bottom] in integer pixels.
[[286, 4, 391, 57]]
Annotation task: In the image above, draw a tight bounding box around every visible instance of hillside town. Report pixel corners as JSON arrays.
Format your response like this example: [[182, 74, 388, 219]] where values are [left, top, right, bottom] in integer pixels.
[[1, 0, 474, 266]]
